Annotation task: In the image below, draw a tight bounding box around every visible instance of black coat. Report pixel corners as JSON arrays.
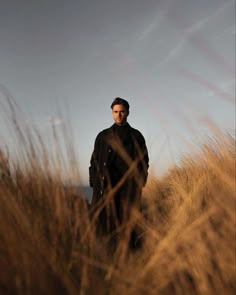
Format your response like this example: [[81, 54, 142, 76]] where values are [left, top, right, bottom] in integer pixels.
[[89, 123, 149, 206]]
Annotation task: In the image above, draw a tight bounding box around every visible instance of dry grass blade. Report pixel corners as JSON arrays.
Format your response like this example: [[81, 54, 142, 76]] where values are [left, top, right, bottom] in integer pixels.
[[0, 98, 235, 294]]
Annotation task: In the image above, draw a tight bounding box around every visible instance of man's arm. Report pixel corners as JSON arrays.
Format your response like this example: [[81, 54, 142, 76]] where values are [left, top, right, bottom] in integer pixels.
[[137, 132, 149, 187], [89, 135, 100, 188]]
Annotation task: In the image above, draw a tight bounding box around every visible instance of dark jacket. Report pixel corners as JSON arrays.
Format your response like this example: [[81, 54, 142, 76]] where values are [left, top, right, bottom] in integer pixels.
[[89, 123, 149, 206]]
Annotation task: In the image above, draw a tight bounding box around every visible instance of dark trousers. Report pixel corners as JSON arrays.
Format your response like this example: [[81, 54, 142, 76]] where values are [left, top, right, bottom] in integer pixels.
[[93, 182, 142, 250]]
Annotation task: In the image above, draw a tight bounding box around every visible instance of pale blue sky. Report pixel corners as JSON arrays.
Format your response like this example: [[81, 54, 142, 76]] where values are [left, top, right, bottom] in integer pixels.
[[0, 0, 235, 184]]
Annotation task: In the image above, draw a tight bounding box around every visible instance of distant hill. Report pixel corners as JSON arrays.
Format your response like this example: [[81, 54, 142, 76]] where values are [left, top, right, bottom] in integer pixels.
[[64, 185, 93, 203], [79, 186, 92, 203]]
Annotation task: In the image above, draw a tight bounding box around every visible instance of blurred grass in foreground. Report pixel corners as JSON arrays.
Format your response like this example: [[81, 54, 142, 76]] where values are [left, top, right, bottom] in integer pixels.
[[0, 102, 235, 294]]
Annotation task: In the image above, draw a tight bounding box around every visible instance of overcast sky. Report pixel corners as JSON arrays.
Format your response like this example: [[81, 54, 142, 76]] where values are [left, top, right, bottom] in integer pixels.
[[0, 0, 235, 184]]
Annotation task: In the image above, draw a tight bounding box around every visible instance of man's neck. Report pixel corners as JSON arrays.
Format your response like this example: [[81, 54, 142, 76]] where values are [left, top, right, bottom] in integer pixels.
[[115, 122, 128, 126]]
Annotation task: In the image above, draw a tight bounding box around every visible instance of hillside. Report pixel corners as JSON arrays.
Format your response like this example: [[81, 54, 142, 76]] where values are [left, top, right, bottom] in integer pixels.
[[0, 130, 235, 294]]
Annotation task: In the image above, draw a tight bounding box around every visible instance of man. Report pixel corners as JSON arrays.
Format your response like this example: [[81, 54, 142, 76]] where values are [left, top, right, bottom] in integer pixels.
[[89, 97, 149, 247]]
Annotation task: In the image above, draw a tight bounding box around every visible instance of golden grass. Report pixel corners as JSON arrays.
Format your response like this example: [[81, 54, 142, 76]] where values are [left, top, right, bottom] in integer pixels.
[[0, 103, 235, 294]]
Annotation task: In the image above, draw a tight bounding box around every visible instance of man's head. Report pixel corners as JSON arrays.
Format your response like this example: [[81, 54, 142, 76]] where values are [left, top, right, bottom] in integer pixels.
[[111, 97, 130, 126]]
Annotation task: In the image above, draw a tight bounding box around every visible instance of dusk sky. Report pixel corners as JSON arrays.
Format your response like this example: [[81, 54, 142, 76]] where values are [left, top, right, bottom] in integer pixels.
[[0, 0, 235, 184]]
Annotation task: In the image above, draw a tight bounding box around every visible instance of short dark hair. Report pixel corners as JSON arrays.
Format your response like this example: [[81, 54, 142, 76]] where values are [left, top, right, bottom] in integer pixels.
[[111, 97, 130, 114]]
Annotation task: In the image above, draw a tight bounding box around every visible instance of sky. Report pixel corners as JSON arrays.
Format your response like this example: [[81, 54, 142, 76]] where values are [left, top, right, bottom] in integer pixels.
[[0, 0, 235, 185]]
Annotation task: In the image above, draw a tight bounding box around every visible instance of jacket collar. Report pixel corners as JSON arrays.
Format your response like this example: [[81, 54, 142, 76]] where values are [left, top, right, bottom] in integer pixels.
[[111, 122, 131, 129]]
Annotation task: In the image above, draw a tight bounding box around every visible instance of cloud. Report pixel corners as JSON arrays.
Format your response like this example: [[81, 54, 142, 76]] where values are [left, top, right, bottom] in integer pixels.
[[206, 78, 236, 98], [180, 68, 235, 103], [18, 116, 65, 129], [138, 17, 164, 41], [47, 116, 64, 127], [214, 24, 236, 40], [184, 0, 234, 35], [137, 0, 173, 41], [158, 0, 235, 66], [159, 39, 185, 65]]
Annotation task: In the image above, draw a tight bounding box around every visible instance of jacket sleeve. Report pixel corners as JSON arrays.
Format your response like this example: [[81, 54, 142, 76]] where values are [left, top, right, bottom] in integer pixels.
[[89, 134, 100, 188], [137, 133, 149, 187]]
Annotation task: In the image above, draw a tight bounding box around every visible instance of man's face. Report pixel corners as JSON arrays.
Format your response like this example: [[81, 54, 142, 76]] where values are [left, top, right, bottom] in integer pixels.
[[112, 104, 128, 125]]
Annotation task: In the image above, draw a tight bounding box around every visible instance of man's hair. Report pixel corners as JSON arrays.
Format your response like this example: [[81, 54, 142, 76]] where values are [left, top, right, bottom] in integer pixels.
[[111, 97, 130, 114]]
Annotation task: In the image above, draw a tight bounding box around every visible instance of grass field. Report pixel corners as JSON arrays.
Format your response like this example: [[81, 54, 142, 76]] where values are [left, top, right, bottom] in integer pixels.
[[0, 103, 235, 294]]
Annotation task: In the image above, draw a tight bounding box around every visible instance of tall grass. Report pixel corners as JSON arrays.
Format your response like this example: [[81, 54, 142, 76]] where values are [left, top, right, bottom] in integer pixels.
[[0, 103, 235, 294]]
